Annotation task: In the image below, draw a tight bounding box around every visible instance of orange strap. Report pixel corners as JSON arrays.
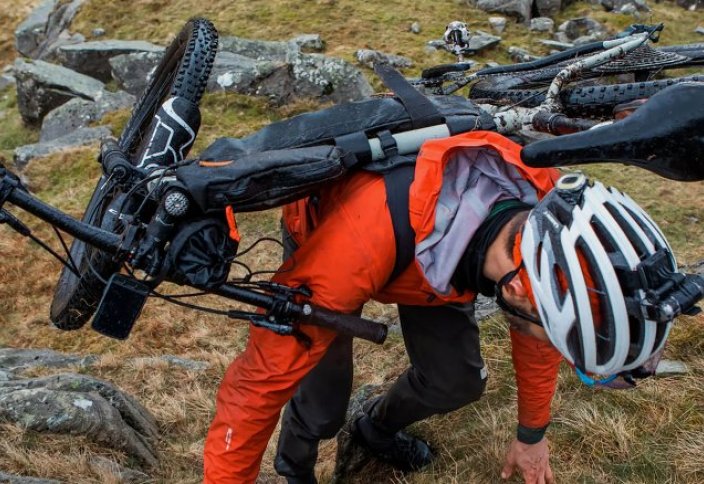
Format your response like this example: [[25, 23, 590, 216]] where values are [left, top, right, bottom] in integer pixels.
[[225, 206, 241, 243]]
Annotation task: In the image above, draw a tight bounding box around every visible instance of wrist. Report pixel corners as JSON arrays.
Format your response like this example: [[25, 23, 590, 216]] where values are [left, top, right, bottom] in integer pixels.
[[516, 423, 548, 444]]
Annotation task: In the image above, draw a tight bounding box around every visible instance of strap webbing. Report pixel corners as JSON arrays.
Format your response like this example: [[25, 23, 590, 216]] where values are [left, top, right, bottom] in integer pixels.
[[373, 63, 443, 129], [384, 164, 416, 284]]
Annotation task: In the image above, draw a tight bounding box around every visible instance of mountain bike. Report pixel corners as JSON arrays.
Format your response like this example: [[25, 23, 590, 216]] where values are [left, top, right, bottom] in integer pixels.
[[416, 22, 704, 124], [1, 19, 703, 346]]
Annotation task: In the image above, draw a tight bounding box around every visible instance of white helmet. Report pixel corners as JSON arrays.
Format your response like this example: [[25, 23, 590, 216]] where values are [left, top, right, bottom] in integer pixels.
[[520, 173, 703, 376]]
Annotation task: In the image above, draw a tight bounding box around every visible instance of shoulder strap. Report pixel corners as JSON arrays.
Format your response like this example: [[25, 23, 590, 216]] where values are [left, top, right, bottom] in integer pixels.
[[373, 63, 443, 129], [384, 164, 416, 284]]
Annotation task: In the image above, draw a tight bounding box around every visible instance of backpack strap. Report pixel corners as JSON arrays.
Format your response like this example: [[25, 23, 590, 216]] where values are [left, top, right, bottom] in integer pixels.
[[373, 63, 443, 129], [384, 164, 416, 284]]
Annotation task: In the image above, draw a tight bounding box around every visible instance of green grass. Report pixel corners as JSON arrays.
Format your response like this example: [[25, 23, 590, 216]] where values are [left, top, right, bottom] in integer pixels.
[[0, 88, 38, 165]]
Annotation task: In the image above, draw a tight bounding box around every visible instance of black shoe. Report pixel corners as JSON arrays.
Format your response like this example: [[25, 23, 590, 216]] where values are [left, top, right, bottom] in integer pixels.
[[351, 415, 434, 472], [285, 474, 317, 484]]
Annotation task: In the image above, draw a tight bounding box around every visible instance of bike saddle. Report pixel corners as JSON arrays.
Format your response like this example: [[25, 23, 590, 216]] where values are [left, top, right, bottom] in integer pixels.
[[521, 82, 704, 181]]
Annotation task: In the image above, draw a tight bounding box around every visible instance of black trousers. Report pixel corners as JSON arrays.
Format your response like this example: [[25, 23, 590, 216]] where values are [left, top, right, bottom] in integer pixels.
[[274, 302, 487, 478]]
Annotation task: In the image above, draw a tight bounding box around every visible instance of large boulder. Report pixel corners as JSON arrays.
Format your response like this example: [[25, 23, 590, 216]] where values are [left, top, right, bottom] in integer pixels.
[[13, 59, 129, 126], [109, 51, 164, 96], [284, 52, 374, 103], [218, 35, 297, 62], [0, 373, 158, 467], [209, 50, 372, 104], [475, 0, 533, 23], [207, 51, 284, 94], [14, 0, 85, 60], [57, 40, 163, 82], [14, 126, 111, 168], [0, 348, 97, 372], [0, 473, 59, 483], [40, 92, 134, 142]]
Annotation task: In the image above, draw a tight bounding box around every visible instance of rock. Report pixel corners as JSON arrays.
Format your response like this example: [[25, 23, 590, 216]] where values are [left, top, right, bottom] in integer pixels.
[[13, 59, 106, 126], [40, 91, 134, 142], [558, 18, 606, 41], [475, 0, 532, 23], [467, 30, 502, 52], [355, 49, 413, 69], [91, 27, 106, 38], [600, 0, 650, 12], [0, 348, 97, 372], [88, 456, 150, 483], [290, 34, 325, 52], [676, 0, 702, 9], [57, 40, 163, 82], [535, 0, 562, 17], [332, 384, 386, 481], [131, 355, 211, 371], [410, 21, 422, 34], [655, 359, 689, 376], [508, 46, 541, 63], [14, 0, 84, 60], [279, 53, 373, 104], [475, 295, 500, 320], [0, 373, 158, 466], [0, 75, 15, 91], [530, 17, 555, 32], [540, 39, 574, 50], [219, 35, 295, 62], [0, 472, 60, 483], [0, 370, 13, 381], [696, 26, 704, 35], [109, 51, 164, 96], [207, 51, 283, 94], [14, 126, 111, 168], [488, 16, 507, 34], [426, 39, 446, 51], [553, 31, 571, 44]]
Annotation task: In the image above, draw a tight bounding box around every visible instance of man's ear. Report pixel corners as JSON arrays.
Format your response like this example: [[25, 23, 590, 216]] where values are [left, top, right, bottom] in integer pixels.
[[504, 276, 529, 299]]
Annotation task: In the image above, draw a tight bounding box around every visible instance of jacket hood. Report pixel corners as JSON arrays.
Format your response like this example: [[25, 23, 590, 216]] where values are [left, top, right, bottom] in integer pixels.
[[409, 131, 558, 296]]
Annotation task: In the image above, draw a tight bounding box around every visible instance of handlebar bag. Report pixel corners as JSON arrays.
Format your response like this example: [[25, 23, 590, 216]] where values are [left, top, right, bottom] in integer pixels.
[[176, 145, 354, 213]]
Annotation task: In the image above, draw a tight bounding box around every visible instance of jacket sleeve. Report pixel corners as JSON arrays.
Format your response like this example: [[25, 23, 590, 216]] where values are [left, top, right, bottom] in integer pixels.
[[204, 190, 394, 483], [509, 329, 563, 431]]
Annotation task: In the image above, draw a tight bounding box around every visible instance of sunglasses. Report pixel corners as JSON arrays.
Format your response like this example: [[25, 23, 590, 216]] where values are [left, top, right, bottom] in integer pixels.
[[494, 262, 543, 327]]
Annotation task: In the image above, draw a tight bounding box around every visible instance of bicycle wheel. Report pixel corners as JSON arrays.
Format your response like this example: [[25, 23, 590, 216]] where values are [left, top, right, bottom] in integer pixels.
[[473, 74, 704, 116], [50, 18, 218, 331]]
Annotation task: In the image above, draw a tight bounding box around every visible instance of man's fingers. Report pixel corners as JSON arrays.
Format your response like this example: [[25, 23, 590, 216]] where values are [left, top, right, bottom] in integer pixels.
[[501, 461, 515, 480], [545, 464, 555, 484]]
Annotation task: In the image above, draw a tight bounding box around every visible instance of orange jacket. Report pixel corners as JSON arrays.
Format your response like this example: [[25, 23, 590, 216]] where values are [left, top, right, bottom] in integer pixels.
[[203, 131, 563, 483]]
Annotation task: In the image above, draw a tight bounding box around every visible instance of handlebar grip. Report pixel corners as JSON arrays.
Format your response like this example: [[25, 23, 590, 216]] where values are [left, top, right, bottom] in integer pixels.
[[301, 305, 388, 344], [100, 138, 133, 179]]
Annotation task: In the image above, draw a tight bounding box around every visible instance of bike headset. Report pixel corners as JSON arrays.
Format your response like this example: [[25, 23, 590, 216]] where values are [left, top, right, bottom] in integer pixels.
[[501, 173, 684, 382]]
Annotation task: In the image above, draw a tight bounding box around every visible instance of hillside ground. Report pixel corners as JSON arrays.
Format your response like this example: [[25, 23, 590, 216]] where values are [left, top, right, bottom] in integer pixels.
[[1, 1, 704, 483]]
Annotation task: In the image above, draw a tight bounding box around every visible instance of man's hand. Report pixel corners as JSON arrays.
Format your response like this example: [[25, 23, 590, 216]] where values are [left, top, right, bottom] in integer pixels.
[[501, 437, 554, 484]]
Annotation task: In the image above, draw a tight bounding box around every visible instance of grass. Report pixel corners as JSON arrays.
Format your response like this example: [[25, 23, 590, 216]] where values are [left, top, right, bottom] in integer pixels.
[[1, 0, 704, 483]]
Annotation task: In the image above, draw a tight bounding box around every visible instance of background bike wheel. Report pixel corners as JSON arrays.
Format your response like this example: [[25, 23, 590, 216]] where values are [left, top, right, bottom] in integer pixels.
[[49, 18, 218, 331]]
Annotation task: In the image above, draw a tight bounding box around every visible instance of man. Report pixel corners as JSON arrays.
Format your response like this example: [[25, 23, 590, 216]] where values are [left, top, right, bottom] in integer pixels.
[[202, 130, 682, 483]]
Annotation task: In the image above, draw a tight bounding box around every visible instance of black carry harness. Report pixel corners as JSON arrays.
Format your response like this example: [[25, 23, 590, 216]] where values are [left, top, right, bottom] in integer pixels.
[[371, 64, 445, 284]]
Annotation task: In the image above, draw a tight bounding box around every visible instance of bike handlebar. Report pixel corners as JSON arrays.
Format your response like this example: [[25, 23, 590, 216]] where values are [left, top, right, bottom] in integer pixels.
[[301, 305, 388, 344]]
